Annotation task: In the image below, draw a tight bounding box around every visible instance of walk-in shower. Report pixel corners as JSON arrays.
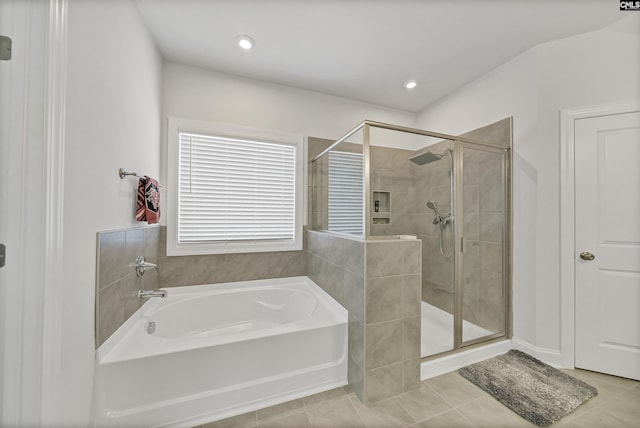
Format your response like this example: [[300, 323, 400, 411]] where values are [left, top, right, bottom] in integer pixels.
[[311, 119, 512, 375]]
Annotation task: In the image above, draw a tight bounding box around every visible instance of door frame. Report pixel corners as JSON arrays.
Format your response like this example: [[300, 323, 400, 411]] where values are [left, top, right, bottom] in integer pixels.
[[0, 0, 67, 424], [559, 100, 640, 369]]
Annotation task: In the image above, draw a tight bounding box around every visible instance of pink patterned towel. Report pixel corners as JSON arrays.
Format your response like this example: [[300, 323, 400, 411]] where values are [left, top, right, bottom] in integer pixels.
[[135, 176, 161, 224]]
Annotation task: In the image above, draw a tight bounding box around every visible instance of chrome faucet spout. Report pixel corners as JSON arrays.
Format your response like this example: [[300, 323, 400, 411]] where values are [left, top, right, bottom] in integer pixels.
[[138, 289, 168, 299]]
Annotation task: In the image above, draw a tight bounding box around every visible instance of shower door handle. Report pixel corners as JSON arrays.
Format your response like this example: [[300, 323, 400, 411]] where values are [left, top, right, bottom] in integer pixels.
[[579, 251, 595, 261]]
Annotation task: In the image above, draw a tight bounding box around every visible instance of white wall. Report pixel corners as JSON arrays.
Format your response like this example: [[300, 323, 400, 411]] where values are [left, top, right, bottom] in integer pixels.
[[161, 62, 417, 196], [417, 22, 640, 358], [61, 0, 162, 424]]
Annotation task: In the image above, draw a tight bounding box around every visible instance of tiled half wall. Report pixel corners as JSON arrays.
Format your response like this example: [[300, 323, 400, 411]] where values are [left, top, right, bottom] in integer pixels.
[[307, 231, 422, 405]]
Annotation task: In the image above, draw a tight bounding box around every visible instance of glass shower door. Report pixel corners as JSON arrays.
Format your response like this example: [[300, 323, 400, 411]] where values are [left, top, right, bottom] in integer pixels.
[[459, 144, 508, 344]]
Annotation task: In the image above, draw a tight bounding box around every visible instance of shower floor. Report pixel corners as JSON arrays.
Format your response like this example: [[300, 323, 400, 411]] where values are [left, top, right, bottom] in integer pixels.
[[421, 301, 493, 357]]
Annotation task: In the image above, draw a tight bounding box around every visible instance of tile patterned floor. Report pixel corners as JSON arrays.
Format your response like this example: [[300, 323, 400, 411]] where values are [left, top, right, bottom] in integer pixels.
[[195, 369, 639, 428]]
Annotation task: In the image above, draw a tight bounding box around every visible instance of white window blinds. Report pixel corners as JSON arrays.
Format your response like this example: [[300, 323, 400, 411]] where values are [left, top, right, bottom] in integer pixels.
[[328, 151, 364, 235], [178, 132, 296, 244]]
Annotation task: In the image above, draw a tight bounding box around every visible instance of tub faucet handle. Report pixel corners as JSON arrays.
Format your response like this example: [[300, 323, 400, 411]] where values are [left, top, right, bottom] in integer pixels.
[[135, 256, 157, 278]]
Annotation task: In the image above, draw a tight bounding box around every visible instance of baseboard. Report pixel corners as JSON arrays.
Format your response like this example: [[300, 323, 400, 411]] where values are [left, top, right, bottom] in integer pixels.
[[511, 337, 562, 368]]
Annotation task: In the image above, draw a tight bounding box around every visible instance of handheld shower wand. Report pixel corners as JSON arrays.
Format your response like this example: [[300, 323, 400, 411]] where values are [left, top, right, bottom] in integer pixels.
[[426, 201, 441, 224], [426, 200, 453, 257]]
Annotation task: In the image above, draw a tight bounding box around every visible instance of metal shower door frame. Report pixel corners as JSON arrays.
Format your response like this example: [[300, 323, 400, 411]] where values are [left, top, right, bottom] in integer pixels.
[[453, 141, 512, 351]]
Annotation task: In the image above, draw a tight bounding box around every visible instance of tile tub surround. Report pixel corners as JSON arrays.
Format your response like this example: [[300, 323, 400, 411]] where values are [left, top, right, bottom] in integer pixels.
[[95, 225, 161, 347], [156, 249, 308, 288], [307, 231, 422, 405], [97, 225, 308, 347]]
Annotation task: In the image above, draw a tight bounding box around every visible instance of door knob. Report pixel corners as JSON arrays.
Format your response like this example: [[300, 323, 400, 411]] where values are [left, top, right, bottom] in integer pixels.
[[579, 252, 595, 261]]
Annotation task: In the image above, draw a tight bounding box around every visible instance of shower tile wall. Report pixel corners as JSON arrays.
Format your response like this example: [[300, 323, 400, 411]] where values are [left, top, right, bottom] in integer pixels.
[[370, 146, 417, 236], [95, 225, 161, 347], [421, 118, 511, 335], [458, 120, 510, 333], [368, 140, 456, 315], [413, 140, 455, 315]]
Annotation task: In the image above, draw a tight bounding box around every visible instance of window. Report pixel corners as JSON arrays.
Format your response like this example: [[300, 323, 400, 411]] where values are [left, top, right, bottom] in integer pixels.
[[167, 118, 303, 255], [328, 151, 364, 235]]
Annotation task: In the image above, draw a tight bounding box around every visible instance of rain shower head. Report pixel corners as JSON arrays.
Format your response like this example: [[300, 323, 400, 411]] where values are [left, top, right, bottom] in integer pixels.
[[408, 151, 444, 165]]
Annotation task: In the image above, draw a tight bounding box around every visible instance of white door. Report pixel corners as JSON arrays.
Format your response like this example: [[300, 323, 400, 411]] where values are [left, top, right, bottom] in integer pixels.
[[574, 111, 640, 380]]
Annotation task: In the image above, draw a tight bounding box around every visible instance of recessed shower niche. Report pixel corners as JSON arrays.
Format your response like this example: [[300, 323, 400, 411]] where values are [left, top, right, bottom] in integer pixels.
[[372, 191, 390, 224]]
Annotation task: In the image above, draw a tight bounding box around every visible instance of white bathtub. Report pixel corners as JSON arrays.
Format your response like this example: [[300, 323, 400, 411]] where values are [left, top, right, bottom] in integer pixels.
[[93, 276, 348, 428]]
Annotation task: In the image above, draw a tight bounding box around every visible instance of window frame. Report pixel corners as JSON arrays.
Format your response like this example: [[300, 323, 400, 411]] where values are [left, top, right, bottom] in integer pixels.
[[167, 118, 304, 256]]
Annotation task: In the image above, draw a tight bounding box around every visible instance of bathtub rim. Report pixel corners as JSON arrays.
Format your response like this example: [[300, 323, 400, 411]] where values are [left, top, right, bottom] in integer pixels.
[[96, 276, 347, 364]]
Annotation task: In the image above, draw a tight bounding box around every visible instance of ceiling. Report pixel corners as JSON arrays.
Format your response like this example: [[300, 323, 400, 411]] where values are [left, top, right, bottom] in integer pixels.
[[136, 0, 624, 113]]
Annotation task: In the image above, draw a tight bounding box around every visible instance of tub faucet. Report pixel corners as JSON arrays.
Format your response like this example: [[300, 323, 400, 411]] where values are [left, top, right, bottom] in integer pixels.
[[138, 289, 168, 299]]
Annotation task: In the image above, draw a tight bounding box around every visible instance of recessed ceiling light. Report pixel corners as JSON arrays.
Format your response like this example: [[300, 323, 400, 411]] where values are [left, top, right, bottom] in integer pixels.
[[405, 80, 417, 90], [236, 35, 255, 50]]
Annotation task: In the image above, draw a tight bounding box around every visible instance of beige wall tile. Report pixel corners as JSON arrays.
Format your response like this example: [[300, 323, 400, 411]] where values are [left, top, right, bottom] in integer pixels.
[[158, 255, 195, 287], [191, 254, 227, 284], [366, 276, 402, 324], [144, 225, 161, 259], [402, 274, 421, 317], [98, 230, 128, 289], [402, 359, 421, 393], [402, 316, 421, 361], [365, 319, 403, 369], [364, 363, 403, 404], [348, 354, 365, 403], [366, 241, 404, 278], [342, 238, 365, 276], [281, 251, 308, 277], [480, 241, 503, 273], [403, 241, 421, 274], [122, 274, 144, 321], [344, 271, 365, 322], [349, 315, 365, 370], [97, 281, 124, 347], [125, 228, 145, 265], [324, 234, 345, 266]]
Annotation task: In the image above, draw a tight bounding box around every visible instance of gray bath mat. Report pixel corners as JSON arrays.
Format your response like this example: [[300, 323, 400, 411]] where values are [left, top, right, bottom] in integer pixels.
[[458, 349, 597, 426]]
